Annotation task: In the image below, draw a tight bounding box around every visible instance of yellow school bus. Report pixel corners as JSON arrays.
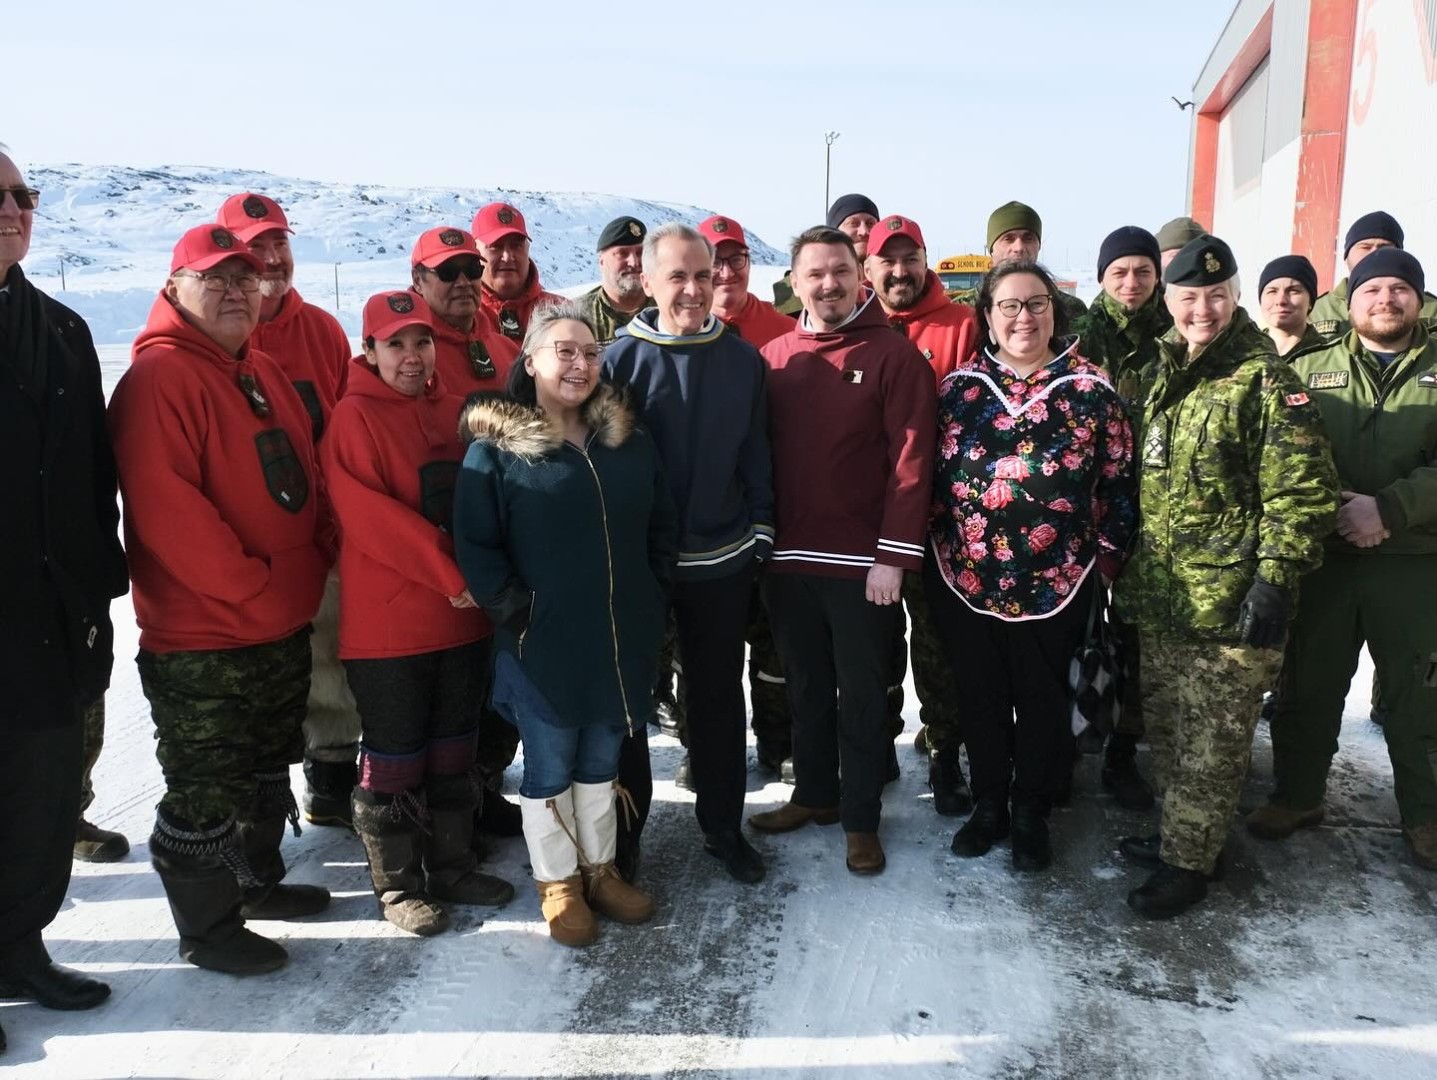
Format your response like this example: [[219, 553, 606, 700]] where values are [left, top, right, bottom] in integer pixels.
[[936, 254, 992, 297]]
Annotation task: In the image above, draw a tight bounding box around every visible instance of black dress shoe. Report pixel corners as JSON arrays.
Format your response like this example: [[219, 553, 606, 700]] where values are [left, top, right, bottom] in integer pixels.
[[1010, 803, 1052, 872], [951, 799, 1010, 858], [704, 830, 766, 884], [1127, 860, 1208, 919], [928, 749, 973, 818], [0, 961, 111, 1011], [1120, 834, 1225, 880]]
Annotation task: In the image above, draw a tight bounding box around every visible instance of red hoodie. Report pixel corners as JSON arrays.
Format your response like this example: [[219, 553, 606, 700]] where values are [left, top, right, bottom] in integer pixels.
[[717, 292, 796, 348], [251, 288, 351, 443], [323, 358, 489, 659], [428, 303, 519, 399], [479, 266, 564, 342], [879, 271, 978, 386], [109, 293, 328, 652], [761, 293, 937, 579]]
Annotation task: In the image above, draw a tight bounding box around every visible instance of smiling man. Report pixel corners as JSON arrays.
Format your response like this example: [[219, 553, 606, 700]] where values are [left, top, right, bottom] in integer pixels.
[[0, 145, 129, 1048], [1310, 212, 1437, 336], [471, 202, 563, 341], [580, 216, 650, 346], [602, 223, 774, 886]]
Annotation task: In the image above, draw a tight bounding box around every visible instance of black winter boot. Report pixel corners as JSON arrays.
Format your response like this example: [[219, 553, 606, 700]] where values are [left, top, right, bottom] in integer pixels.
[[1127, 860, 1209, 918], [151, 811, 287, 975], [928, 748, 973, 817], [423, 774, 515, 907], [303, 751, 358, 829], [237, 772, 329, 921], [1010, 802, 1052, 871], [1101, 732, 1155, 810], [352, 788, 449, 936], [951, 798, 1010, 858]]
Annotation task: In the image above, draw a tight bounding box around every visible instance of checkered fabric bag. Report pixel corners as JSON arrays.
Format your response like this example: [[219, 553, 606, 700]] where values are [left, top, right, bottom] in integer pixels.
[[1069, 580, 1123, 739]]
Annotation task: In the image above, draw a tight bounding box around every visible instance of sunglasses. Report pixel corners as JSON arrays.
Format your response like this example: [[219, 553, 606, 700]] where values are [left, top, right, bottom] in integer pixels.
[[425, 258, 485, 283], [1, 187, 41, 211]]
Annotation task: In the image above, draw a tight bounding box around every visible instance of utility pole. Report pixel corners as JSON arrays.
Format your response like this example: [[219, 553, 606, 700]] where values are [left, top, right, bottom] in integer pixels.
[[334, 262, 340, 313], [59, 254, 66, 291], [824, 131, 841, 216]]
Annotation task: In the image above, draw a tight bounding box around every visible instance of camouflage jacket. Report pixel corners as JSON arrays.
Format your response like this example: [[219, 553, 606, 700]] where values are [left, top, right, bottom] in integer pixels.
[[1309, 277, 1437, 338], [771, 271, 802, 316], [579, 284, 649, 347], [1112, 307, 1339, 641], [1071, 289, 1172, 407]]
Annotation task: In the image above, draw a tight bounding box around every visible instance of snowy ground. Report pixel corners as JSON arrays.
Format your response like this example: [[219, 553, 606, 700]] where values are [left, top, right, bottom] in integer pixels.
[[3, 354, 1433, 1079]]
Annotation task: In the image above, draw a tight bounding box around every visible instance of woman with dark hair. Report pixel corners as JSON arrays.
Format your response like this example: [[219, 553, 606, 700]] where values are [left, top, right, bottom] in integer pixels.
[[454, 299, 677, 947], [926, 260, 1138, 871], [325, 290, 515, 938]]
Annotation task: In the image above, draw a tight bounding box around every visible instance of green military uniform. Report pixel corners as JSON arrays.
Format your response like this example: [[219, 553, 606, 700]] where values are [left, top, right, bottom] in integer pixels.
[[79, 696, 107, 816], [1113, 307, 1339, 874], [1270, 326, 1437, 827], [579, 284, 649, 347], [772, 272, 802, 317], [1073, 289, 1172, 405], [1309, 278, 1437, 338], [1266, 322, 1327, 358]]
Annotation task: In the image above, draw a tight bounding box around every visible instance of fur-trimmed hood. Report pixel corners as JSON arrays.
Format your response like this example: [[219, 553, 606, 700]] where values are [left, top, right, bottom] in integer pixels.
[[460, 382, 635, 462]]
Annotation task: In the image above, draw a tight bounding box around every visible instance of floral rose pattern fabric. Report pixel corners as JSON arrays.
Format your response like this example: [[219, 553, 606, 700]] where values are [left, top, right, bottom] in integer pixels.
[[930, 338, 1138, 620]]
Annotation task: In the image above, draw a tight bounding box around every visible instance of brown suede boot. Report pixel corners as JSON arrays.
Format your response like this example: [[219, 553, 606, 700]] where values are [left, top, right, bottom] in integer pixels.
[[845, 832, 885, 875], [537, 876, 599, 947], [1404, 823, 1437, 870], [572, 781, 655, 924], [748, 801, 841, 834], [1245, 801, 1324, 841], [581, 863, 654, 924]]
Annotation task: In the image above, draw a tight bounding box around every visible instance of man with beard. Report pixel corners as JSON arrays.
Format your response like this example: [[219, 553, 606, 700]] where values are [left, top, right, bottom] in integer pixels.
[[1072, 226, 1173, 813], [773, 194, 880, 316], [0, 145, 127, 1051], [952, 203, 1086, 323], [866, 214, 975, 816], [1252, 249, 1437, 871], [217, 192, 359, 830], [580, 216, 649, 346], [1258, 255, 1325, 357], [409, 225, 523, 838], [752, 225, 936, 874], [1310, 212, 1437, 336], [472, 202, 563, 341]]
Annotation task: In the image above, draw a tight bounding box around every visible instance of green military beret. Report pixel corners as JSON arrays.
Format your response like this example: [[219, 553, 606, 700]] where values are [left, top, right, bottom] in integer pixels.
[[986, 201, 1042, 250], [1155, 215, 1206, 253], [1163, 234, 1238, 287], [596, 216, 647, 252]]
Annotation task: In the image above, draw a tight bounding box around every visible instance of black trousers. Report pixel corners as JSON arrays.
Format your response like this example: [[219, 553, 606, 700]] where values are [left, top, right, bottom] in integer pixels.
[[763, 571, 903, 833], [672, 562, 756, 836], [926, 559, 1089, 814], [0, 694, 83, 970]]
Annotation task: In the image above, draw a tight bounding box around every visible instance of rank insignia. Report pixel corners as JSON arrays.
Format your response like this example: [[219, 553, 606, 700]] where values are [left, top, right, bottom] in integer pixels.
[[1418, 372, 1437, 389], [238, 372, 272, 418], [469, 339, 496, 380], [499, 309, 522, 339], [1142, 423, 1168, 468], [1307, 370, 1349, 390]]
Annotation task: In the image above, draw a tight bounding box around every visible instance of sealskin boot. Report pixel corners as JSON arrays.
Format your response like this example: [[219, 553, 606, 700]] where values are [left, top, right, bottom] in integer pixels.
[[574, 781, 655, 922], [1245, 801, 1325, 841], [521, 791, 598, 947], [73, 819, 130, 863], [423, 774, 514, 907], [951, 798, 1010, 858], [151, 813, 287, 976], [1101, 732, 1155, 811], [352, 789, 450, 936], [928, 748, 974, 818], [237, 771, 329, 921]]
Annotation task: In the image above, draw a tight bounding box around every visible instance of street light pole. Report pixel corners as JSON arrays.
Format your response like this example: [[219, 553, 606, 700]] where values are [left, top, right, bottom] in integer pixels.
[[824, 131, 841, 216]]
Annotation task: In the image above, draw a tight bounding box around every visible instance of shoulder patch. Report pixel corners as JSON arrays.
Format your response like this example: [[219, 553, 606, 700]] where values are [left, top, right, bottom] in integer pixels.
[[1312, 319, 1340, 336], [1307, 370, 1349, 390], [1419, 372, 1437, 389]]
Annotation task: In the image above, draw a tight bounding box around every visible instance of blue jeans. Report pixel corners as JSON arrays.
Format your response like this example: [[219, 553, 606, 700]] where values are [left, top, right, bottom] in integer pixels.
[[514, 715, 631, 799]]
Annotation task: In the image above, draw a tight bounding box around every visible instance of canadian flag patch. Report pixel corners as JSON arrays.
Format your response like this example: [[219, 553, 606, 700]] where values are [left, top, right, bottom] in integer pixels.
[[1285, 392, 1310, 406]]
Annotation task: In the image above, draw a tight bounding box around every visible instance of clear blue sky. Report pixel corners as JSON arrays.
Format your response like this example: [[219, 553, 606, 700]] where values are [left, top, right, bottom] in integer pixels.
[[9, 0, 1234, 272]]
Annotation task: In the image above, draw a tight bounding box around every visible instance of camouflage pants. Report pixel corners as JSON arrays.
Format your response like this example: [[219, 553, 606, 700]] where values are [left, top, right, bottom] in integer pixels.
[[1271, 554, 1437, 825], [138, 629, 310, 825], [79, 696, 106, 815], [1140, 631, 1281, 874], [904, 568, 961, 752]]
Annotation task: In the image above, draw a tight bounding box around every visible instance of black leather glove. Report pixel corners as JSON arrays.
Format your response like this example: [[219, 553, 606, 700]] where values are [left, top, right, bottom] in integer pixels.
[[482, 583, 534, 636], [1236, 579, 1291, 649]]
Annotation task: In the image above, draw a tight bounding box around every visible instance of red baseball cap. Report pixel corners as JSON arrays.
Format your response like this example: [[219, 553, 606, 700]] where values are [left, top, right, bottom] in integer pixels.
[[363, 290, 435, 341], [411, 226, 482, 269], [699, 215, 748, 250], [869, 214, 927, 256], [471, 202, 530, 245], [217, 193, 294, 243], [170, 224, 265, 274]]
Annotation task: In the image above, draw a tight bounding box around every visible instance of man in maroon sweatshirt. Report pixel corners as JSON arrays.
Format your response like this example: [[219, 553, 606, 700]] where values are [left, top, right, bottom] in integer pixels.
[[751, 226, 936, 875]]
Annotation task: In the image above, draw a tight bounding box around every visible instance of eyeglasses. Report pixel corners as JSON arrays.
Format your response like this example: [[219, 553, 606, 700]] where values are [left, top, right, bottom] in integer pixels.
[[535, 341, 604, 365], [713, 251, 750, 272], [174, 269, 262, 293], [993, 295, 1053, 317], [0, 187, 41, 211], [425, 258, 485, 283]]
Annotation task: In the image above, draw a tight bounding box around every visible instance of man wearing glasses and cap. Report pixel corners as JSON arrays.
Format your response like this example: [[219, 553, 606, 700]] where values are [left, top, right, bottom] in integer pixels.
[[216, 192, 360, 833], [110, 224, 333, 974], [0, 146, 129, 1049], [472, 202, 563, 341], [580, 216, 650, 346]]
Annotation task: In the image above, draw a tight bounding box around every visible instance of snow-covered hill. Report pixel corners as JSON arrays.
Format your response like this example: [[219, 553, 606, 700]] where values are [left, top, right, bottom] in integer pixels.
[[24, 164, 788, 343]]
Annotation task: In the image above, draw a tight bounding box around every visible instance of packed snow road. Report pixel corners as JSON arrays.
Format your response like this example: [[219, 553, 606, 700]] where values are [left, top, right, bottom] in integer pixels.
[[2, 352, 1432, 1079]]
